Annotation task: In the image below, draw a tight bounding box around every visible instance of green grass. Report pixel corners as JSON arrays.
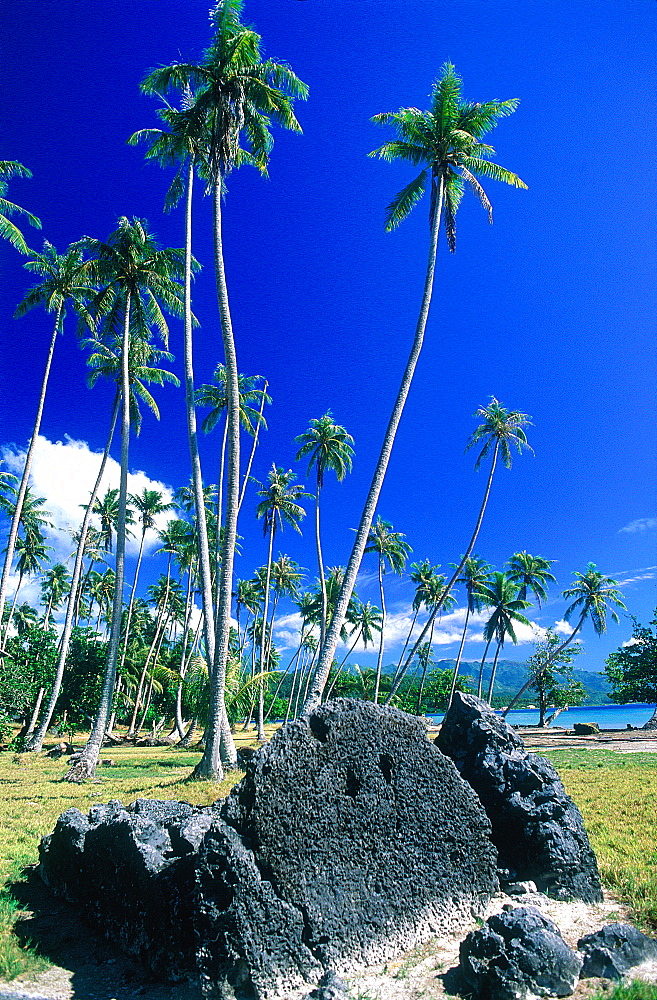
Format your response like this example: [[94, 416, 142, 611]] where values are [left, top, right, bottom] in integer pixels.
[[589, 984, 657, 1000], [1, 738, 657, 988], [544, 749, 657, 930], [0, 734, 249, 980]]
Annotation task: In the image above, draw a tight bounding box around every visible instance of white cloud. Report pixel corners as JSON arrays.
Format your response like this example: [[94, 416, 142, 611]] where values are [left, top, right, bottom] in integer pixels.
[[554, 619, 574, 637], [619, 517, 657, 534], [2, 435, 176, 604]]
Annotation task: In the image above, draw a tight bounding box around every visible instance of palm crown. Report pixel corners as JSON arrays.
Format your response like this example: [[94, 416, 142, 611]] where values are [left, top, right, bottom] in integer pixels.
[[466, 396, 533, 470], [369, 62, 527, 243], [563, 563, 627, 635], [295, 411, 355, 490]]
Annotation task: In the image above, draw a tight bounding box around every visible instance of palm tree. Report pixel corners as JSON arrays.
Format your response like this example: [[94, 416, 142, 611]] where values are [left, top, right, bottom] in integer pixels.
[[196, 367, 271, 609], [120, 488, 174, 676], [447, 556, 492, 707], [391, 397, 533, 701], [388, 560, 443, 697], [6, 533, 52, 629], [477, 572, 532, 704], [504, 564, 627, 716], [40, 562, 70, 625], [506, 551, 556, 606], [0, 161, 41, 254], [303, 64, 526, 712], [64, 217, 184, 781], [142, 1, 308, 780], [365, 517, 411, 703], [325, 599, 382, 700], [295, 412, 354, 647], [0, 242, 94, 635], [254, 466, 309, 739]]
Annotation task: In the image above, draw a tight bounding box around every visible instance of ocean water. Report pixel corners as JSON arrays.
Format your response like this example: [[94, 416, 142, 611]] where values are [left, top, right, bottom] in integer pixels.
[[427, 702, 657, 730]]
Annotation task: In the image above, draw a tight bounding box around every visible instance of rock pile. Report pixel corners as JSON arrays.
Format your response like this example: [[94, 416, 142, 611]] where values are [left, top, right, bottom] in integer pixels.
[[436, 692, 603, 902], [40, 699, 498, 999]]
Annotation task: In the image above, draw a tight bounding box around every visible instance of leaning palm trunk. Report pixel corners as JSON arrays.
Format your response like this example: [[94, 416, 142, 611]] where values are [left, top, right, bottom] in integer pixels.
[[385, 441, 501, 704], [302, 180, 445, 714], [486, 639, 504, 704], [477, 636, 494, 699], [373, 558, 387, 704], [24, 687, 45, 739], [118, 528, 147, 679], [0, 304, 62, 637], [25, 395, 119, 753], [314, 483, 328, 648], [256, 529, 275, 742], [502, 614, 586, 717], [65, 294, 132, 781], [447, 605, 472, 708], [237, 380, 268, 512], [193, 179, 238, 778]]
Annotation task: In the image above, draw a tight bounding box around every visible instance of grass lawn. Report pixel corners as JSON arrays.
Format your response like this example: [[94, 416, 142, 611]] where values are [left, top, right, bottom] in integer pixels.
[[0, 737, 656, 998]]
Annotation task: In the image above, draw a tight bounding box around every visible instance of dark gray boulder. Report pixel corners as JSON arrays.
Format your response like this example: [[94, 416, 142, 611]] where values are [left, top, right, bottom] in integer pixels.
[[39, 797, 215, 979], [436, 692, 603, 902], [573, 722, 600, 735], [460, 905, 583, 999], [40, 700, 499, 999], [578, 923, 657, 979]]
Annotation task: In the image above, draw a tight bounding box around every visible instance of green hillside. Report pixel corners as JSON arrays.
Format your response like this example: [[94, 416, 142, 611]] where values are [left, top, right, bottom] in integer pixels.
[[418, 659, 613, 706]]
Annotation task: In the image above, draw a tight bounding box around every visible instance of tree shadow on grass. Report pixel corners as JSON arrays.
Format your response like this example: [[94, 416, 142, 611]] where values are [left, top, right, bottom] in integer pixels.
[[7, 868, 202, 1000]]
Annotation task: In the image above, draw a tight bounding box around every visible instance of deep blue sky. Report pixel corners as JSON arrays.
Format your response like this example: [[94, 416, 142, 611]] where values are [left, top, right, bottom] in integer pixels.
[[1, 0, 655, 674]]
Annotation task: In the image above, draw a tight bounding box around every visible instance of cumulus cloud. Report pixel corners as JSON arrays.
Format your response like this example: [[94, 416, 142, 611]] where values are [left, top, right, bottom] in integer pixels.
[[1, 435, 176, 604], [619, 517, 657, 534], [553, 619, 575, 637]]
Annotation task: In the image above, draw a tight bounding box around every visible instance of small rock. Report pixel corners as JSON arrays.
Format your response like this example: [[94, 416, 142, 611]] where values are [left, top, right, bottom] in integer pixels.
[[578, 922, 657, 980], [303, 970, 351, 1000], [460, 905, 583, 999], [573, 723, 600, 735], [504, 879, 538, 896], [47, 742, 73, 758], [100, 759, 116, 767]]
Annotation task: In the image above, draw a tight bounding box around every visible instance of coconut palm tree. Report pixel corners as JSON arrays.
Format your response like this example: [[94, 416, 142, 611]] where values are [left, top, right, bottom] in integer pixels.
[[64, 217, 184, 781], [6, 533, 52, 629], [325, 599, 382, 700], [119, 489, 174, 676], [477, 572, 532, 704], [365, 517, 411, 703], [254, 467, 309, 739], [506, 551, 556, 606], [304, 65, 526, 712], [295, 412, 354, 647], [0, 161, 41, 254], [40, 563, 70, 625], [447, 555, 492, 706], [196, 367, 271, 608], [0, 242, 95, 635], [141, 1, 307, 779], [390, 397, 533, 701], [504, 564, 627, 716]]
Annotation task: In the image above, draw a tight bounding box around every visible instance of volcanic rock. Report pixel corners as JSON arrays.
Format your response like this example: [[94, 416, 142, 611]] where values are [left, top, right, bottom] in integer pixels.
[[578, 922, 657, 979], [459, 905, 583, 999], [436, 692, 603, 902]]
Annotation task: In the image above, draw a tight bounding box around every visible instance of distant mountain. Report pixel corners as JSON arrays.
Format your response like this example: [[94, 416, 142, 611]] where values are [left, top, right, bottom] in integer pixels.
[[385, 658, 613, 706]]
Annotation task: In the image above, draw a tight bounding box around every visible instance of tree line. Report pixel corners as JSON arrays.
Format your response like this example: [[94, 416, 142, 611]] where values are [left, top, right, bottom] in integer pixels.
[[1, 1, 630, 779]]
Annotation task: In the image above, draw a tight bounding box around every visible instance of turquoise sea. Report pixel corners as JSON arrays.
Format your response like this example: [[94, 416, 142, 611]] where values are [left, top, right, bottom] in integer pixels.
[[427, 703, 657, 730]]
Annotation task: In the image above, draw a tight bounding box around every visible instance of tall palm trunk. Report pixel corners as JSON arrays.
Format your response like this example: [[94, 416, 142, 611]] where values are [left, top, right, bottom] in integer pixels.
[[373, 557, 386, 704], [65, 293, 132, 781], [392, 605, 420, 690], [502, 614, 586, 717], [256, 528, 275, 742], [303, 179, 445, 714], [385, 440, 501, 704], [180, 157, 218, 721], [477, 636, 494, 699], [119, 527, 147, 677], [237, 380, 268, 512], [26, 395, 119, 752], [313, 479, 328, 648], [486, 639, 504, 704], [193, 179, 239, 778], [326, 626, 364, 700], [5, 569, 25, 637], [447, 604, 472, 708], [0, 304, 62, 635]]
